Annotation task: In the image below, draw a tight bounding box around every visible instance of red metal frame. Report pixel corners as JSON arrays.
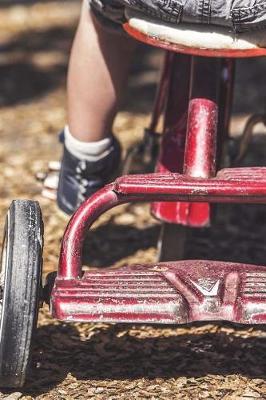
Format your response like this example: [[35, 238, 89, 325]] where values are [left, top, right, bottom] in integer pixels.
[[183, 98, 217, 177], [151, 56, 225, 226], [51, 19, 266, 326], [58, 167, 266, 280], [52, 261, 266, 323], [53, 167, 266, 323], [151, 53, 195, 225], [184, 57, 220, 178]]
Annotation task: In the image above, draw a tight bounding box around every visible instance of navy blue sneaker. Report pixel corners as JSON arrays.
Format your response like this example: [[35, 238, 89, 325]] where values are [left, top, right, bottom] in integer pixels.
[[57, 136, 121, 215]]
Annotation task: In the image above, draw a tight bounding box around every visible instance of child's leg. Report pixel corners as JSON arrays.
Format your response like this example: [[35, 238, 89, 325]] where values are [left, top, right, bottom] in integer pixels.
[[67, 0, 136, 142], [57, 1, 136, 215]]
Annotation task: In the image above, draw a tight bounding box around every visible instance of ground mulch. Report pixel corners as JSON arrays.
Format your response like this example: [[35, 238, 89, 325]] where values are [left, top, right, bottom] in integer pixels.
[[0, 1, 266, 399]]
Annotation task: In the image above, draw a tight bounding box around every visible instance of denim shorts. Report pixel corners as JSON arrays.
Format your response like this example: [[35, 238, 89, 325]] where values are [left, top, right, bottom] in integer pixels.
[[89, 0, 266, 33], [89, 0, 126, 30]]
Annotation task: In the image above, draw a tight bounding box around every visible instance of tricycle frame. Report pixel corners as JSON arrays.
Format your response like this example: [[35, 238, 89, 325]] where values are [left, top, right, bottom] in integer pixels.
[[51, 32, 266, 326]]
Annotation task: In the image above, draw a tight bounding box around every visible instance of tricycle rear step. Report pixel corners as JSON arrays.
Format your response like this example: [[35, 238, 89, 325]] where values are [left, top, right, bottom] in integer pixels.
[[51, 261, 266, 325]]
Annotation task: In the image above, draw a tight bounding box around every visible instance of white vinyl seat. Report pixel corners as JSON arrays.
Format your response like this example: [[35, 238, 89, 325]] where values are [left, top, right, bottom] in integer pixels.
[[125, 9, 266, 57]]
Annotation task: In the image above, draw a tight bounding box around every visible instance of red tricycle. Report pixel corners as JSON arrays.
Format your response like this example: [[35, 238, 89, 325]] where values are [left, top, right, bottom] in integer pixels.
[[1, 8, 266, 388]]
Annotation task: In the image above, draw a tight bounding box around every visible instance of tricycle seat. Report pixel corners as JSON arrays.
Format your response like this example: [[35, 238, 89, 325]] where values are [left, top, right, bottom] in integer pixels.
[[124, 9, 266, 58]]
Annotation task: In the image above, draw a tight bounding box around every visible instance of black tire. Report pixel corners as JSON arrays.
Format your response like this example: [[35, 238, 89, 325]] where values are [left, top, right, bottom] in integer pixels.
[[0, 200, 43, 388], [157, 223, 188, 262]]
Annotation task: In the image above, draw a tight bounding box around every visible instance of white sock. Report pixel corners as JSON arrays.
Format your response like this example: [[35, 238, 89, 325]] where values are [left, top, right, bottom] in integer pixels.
[[64, 126, 113, 162]]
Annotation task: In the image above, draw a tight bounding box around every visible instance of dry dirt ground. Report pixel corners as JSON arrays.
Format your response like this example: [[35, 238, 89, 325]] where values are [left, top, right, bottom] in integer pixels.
[[0, 1, 266, 399]]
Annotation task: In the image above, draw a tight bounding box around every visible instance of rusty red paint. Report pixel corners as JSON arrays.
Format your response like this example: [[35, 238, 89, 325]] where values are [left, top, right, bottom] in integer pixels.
[[58, 186, 121, 280], [123, 23, 266, 58], [183, 57, 219, 179], [52, 261, 266, 323], [151, 56, 221, 227], [58, 167, 266, 281], [151, 53, 197, 225], [184, 98, 218, 177], [52, 22, 266, 328], [115, 168, 266, 198]]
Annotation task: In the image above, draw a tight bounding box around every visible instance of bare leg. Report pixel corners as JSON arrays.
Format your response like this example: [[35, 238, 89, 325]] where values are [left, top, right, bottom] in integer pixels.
[[67, 0, 136, 142]]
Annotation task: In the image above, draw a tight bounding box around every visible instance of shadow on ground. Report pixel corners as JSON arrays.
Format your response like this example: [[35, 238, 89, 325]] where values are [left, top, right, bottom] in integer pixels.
[[0, 20, 159, 111], [1, 8, 266, 115], [14, 321, 264, 397], [82, 221, 159, 267]]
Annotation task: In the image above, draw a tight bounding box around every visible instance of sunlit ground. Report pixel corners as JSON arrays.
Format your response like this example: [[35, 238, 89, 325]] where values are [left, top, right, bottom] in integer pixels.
[[0, 1, 265, 399]]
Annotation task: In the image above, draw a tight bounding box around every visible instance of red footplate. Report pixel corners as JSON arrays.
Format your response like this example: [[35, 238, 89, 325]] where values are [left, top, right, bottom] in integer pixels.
[[51, 261, 266, 324]]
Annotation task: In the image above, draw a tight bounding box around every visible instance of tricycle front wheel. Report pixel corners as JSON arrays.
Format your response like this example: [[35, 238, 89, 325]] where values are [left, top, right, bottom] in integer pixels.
[[0, 200, 43, 388]]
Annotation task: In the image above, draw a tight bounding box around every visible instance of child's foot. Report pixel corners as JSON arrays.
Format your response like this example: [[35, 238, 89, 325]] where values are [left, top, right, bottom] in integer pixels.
[[57, 133, 121, 215]]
